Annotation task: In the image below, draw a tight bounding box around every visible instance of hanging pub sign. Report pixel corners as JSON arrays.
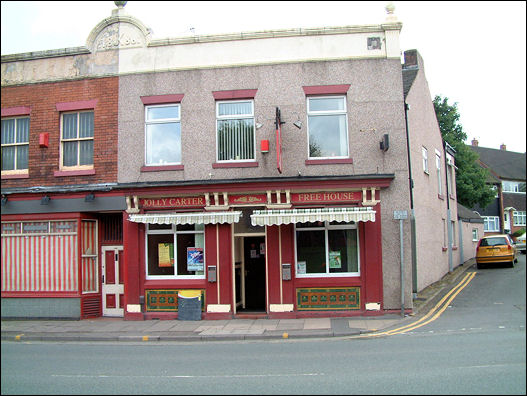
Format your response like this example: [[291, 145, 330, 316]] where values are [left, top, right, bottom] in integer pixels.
[[275, 107, 284, 174]]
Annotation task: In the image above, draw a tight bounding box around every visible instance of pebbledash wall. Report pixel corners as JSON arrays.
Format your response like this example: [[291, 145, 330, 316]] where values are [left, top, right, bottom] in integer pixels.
[[1, 3, 465, 320]]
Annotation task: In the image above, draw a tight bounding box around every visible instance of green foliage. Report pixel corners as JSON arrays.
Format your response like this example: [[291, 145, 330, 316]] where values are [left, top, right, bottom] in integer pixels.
[[512, 228, 525, 238], [433, 95, 495, 209]]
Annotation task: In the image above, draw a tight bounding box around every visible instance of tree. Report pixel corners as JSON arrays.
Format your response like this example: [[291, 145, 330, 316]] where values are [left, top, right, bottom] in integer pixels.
[[433, 95, 495, 209]]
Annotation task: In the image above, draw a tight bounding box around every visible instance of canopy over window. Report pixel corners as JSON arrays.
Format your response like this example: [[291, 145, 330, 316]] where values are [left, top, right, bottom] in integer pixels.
[[250, 207, 375, 226], [128, 211, 242, 225]]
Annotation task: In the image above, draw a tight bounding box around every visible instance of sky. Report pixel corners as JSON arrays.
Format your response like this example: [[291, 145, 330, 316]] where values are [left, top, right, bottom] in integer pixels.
[[1, 1, 526, 153]]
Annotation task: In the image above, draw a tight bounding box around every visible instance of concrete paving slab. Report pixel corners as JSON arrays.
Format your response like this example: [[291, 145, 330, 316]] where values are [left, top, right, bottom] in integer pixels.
[[303, 318, 331, 329]]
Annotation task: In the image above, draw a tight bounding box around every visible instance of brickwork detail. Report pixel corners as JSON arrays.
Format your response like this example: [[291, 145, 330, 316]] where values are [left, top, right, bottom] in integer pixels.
[[1, 77, 118, 187]]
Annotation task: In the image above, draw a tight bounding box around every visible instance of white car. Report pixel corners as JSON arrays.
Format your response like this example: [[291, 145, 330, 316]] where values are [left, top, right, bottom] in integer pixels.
[[515, 232, 526, 254]]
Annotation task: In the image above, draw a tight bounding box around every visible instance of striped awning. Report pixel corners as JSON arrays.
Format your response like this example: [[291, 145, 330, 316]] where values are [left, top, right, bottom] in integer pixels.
[[250, 207, 375, 226], [128, 211, 242, 225]]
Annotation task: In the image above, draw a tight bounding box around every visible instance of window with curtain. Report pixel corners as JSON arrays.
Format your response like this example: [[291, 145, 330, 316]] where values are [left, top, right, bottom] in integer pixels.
[[145, 104, 181, 165], [216, 100, 255, 161], [1, 116, 29, 172], [307, 96, 348, 158], [295, 221, 359, 277], [61, 111, 94, 168], [483, 216, 500, 232]]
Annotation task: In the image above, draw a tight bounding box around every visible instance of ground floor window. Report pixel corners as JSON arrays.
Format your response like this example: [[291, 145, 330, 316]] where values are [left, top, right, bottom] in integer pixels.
[[295, 221, 359, 276], [472, 228, 479, 241], [483, 216, 500, 232], [146, 223, 205, 279]]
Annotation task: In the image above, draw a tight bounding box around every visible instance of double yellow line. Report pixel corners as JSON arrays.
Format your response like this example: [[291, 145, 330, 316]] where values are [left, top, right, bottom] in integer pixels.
[[355, 271, 476, 338]]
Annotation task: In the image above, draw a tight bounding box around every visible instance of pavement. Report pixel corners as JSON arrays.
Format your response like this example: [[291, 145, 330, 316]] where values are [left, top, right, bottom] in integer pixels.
[[1, 259, 476, 343]]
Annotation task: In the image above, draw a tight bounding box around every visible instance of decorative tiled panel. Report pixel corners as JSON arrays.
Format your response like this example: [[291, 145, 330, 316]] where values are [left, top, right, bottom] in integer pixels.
[[145, 289, 205, 312], [296, 287, 360, 310]]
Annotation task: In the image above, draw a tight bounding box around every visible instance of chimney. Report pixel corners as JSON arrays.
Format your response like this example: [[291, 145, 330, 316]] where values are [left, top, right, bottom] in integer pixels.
[[471, 138, 479, 147], [500, 143, 507, 151], [403, 50, 418, 68]]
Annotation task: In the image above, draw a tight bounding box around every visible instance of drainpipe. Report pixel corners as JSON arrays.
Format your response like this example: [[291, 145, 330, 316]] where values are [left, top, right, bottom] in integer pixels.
[[403, 101, 418, 297], [444, 141, 453, 273]]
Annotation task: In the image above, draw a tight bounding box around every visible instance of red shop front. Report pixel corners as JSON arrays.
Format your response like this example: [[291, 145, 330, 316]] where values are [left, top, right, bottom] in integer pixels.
[[121, 177, 391, 320]]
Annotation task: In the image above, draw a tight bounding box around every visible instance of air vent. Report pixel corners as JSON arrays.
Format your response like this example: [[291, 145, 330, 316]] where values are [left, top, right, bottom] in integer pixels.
[[82, 296, 101, 318], [367, 37, 382, 50]]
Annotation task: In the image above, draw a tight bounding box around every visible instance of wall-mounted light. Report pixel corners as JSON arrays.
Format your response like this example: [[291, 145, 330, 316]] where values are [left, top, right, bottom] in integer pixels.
[[380, 134, 390, 152], [85, 193, 95, 202], [1, 195, 7, 206], [40, 195, 51, 205], [255, 122, 263, 129], [293, 120, 302, 129]]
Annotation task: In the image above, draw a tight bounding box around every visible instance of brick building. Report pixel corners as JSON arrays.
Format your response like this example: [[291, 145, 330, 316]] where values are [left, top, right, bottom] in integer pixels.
[[1, 2, 475, 320]]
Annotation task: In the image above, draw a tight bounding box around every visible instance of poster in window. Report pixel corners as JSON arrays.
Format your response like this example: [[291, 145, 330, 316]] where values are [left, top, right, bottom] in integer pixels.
[[260, 242, 266, 255], [158, 243, 174, 267], [187, 247, 204, 271], [329, 251, 342, 269], [297, 261, 306, 274]]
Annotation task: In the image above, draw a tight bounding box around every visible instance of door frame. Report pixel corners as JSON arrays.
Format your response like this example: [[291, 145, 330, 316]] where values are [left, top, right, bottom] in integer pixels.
[[101, 245, 124, 317], [232, 232, 266, 314]]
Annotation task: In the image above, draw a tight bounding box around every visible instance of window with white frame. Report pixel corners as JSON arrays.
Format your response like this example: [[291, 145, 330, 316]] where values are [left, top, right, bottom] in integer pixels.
[[146, 223, 205, 278], [216, 100, 255, 161], [1, 116, 29, 172], [472, 228, 478, 241], [307, 96, 348, 158], [436, 152, 442, 195], [502, 181, 526, 193], [422, 147, 429, 173], [483, 216, 500, 232], [513, 211, 526, 226], [295, 221, 359, 276], [61, 111, 94, 168], [145, 104, 181, 165]]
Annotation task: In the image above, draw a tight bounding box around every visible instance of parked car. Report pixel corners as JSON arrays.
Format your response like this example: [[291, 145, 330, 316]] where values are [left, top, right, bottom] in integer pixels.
[[515, 232, 526, 254], [476, 234, 518, 268]]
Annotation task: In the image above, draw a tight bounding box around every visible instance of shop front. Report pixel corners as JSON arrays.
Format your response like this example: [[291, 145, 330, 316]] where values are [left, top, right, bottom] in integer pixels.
[[122, 177, 392, 320]]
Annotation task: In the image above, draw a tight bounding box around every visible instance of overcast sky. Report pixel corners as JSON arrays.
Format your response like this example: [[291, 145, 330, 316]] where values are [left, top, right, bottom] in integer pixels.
[[2, 1, 526, 152]]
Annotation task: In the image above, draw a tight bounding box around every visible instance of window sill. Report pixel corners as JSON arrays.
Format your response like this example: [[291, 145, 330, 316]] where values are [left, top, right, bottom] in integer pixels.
[[54, 169, 95, 177], [141, 165, 184, 172], [1, 172, 29, 179], [213, 161, 258, 168], [305, 158, 353, 165]]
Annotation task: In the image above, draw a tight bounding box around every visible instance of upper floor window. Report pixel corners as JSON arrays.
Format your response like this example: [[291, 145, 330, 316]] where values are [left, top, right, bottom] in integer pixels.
[[513, 211, 526, 226], [145, 104, 181, 165], [422, 147, 429, 173], [1, 116, 29, 171], [483, 216, 500, 232], [307, 96, 348, 158], [216, 100, 255, 161], [502, 181, 526, 193], [61, 111, 94, 169], [435, 151, 442, 196]]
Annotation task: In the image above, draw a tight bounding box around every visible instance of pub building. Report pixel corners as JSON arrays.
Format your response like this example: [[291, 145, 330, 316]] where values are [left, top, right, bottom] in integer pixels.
[[122, 177, 390, 320], [3, 3, 468, 320]]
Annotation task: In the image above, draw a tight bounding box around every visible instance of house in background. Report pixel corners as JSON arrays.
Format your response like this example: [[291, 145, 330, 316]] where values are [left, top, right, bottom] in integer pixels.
[[469, 139, 526, 237], [2, 2, 479, 320]]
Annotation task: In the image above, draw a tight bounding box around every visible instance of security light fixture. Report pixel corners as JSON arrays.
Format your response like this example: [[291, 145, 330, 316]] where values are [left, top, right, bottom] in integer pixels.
[[293, 120, 302, 129], [41, 195, 51, 205], [1, 195, 7, 206]]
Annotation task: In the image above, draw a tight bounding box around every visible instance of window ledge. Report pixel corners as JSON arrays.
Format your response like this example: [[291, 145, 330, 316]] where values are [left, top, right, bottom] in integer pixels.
[[1, 172, 29, 179], [213, 161, 258, 168], [141, 165, 184, 172], [54, 169, 95, 177], [305, 158, 353, 165]]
